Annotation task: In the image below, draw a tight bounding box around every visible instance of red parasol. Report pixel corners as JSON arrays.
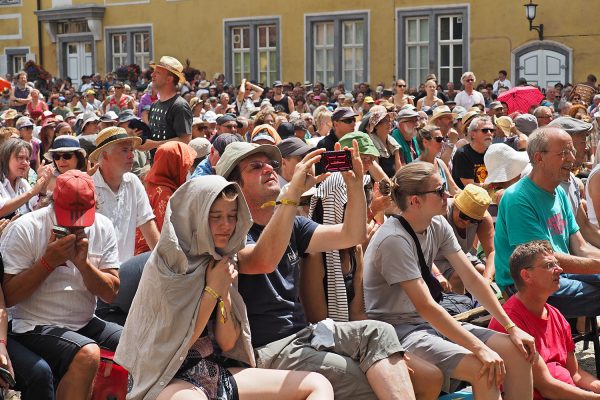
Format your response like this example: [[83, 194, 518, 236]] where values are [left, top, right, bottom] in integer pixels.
[[497, 86, 545, 114], [0, 77, 10, 92]]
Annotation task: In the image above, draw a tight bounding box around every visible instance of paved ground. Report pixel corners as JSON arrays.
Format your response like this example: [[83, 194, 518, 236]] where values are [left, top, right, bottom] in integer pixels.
[[576, 340, 598, 376]]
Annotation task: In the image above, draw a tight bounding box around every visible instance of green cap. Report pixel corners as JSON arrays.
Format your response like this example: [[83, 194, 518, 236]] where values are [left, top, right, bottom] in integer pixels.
[[337, 131, 380, 158]]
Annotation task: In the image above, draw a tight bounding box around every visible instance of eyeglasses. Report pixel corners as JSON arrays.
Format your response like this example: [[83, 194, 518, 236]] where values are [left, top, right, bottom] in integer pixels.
[[479, 128, 495, 133], [338, 118, 355, 124], [52, 152, 75, 161], [414, 182, 447, 198], [432, 136, 447, 143], [397, 84, 406, 88], [541, 148, 577, 158], [244, 159, 280, 173], [466, 79, 475, 82], [459, 211, 482, 224], [221, 124, 238, 130], [525, 261, 561, 271]]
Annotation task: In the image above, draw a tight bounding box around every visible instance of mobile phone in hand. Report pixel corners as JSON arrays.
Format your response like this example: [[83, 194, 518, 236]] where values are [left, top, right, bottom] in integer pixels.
[[52, 225, 71, 239], [0, 366, 16, 387], [319, 150, 352, 172]]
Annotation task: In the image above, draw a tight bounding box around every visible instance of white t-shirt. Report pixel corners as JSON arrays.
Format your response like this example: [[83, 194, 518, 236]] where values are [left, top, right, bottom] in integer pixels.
[[0, 177, 37, 216], [1, 206, 119, 333], [454, 90, 485, 109], [93, 170, 154, 263]]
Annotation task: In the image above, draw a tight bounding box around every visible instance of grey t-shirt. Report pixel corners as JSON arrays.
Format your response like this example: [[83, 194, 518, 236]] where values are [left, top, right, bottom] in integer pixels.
[[364, 215, 461, 325]]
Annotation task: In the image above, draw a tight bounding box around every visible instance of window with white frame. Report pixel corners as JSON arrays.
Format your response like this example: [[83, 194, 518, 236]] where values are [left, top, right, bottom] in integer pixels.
[[106, 27, 152, 71], [405, 18, 429, 89], [11, 55, 26, 74], [398, 7, 468, 87], [225, 20, 280, 87], [438, 15, 463, 86], [306, 13, 368, 90]]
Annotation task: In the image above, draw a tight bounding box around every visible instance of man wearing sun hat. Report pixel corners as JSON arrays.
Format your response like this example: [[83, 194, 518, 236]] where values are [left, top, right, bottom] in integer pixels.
[[141, 56, 193, 156], [435, 184, 496, 294], [1, 169, 122, 399], [90, 127, 159, 264]]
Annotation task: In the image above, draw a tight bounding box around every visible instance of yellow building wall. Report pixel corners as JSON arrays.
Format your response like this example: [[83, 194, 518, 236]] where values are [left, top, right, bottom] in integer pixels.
[[2, 0, 600, 87]]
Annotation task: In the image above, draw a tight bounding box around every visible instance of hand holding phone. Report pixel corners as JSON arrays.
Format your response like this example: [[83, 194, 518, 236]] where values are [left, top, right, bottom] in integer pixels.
[[319, 150, 352, 172], [52, 225, 71, 240], [0, 366, 16, 388]]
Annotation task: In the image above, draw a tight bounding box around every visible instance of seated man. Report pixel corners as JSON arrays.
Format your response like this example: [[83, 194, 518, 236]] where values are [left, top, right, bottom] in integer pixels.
[[435, 184, 495, 294], [494, 126, 600, 315], [216, 141, 426, 399], [2, 170, 121, 399], [490, 240, 600, 399]]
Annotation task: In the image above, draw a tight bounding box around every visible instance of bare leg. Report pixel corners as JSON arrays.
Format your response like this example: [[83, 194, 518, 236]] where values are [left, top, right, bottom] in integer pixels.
[[156, 379, 208, 400], [229, 367, 334, 400], [452, 354, 501, 400], [405, 354, 443, 400], [365, 353, 416, 400], [56, 344, 100, 400], [485, 333, 533, 400]]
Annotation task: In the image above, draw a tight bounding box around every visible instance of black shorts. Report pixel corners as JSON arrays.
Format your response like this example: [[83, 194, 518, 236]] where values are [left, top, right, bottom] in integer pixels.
[[10, 316, 122, 384]]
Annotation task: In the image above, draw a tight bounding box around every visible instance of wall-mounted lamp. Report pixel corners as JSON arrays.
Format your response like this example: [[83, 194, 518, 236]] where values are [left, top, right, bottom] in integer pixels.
[[524, 0, 544, 41]]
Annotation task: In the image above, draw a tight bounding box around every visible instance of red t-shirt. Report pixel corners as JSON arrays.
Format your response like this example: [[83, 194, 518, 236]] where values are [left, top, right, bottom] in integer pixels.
[[488, 295, 575, 400]]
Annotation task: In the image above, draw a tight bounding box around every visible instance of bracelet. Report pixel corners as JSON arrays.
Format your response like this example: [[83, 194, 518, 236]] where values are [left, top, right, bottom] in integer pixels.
[[260, 199, 299, 209], [0, 339, 6, 345], [204, 286, 227, 324], [434, 272, 442, 277], [503, 322, 516, 331], [40, 256, 54, 273]]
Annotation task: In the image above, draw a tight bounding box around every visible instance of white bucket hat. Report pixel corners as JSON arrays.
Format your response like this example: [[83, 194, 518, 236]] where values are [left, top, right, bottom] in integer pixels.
[[484, 143, 530, 184]]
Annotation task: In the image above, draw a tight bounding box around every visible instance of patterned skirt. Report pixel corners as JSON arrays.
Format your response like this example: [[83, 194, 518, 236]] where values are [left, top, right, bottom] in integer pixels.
[[173, 336, 239, 400]]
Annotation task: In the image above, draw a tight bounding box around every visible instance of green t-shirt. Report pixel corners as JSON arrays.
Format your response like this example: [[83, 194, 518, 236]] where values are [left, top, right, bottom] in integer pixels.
[[494, 176, 579, 288]]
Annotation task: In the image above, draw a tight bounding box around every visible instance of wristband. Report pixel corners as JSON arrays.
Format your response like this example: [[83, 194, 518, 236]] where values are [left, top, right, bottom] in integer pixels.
[[434, 272, 442, 277], [204, 286, 227, 324], [503, 322, 516, 331], [40, 256, 54, 273], [260, 199, 299, 209], [0, 339, 6, 345]]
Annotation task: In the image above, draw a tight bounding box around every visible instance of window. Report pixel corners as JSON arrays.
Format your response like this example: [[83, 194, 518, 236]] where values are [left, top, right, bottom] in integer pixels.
[[397, 7, 468, 87], [3, 48, 30, 76], [307, 13, 368, 89], [0, 0, 21, 5], [225, 19, 280, 87], [406, 17, 429, 88], [11, 54, 26, 73], [105, 27, 152, 71], [438, 15, 463, 85]]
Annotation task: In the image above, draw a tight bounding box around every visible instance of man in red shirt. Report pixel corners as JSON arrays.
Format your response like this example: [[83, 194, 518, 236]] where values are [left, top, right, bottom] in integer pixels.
[[489, 240, 600, 399]]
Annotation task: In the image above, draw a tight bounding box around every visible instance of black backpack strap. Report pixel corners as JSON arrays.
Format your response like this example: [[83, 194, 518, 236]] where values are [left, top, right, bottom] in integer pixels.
[[393, 215, 444, 303]]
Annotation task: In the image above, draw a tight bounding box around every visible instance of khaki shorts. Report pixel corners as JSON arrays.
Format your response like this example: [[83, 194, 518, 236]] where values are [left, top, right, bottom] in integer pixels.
[[254, 320, 404, 400]]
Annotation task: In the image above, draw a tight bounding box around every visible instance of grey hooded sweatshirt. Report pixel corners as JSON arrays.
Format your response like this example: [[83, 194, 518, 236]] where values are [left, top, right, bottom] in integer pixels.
[[115, 175, 255, 400]]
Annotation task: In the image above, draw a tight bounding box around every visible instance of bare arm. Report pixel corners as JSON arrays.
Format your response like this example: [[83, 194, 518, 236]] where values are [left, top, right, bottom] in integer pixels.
[[476, 212, 496, 281], [349, 245, 368, 320], [533, 353, 600, 399], [138, 134, 192, 151], [576, 198, 600, 248], [439, 159, 461, 196], [237, 79, 247, 103], [138, 219, 160, 250], [287, 96, 295, 113], [568, 351, 600, 394]]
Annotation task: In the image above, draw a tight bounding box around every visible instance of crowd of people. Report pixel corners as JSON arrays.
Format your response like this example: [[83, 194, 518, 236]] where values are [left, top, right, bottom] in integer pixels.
[[2, 55, 600, 400]]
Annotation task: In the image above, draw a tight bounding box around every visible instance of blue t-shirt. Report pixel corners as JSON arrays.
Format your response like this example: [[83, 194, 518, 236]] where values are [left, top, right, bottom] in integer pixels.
[[494, 177, 579, 288], [239, 216, 318, 347]]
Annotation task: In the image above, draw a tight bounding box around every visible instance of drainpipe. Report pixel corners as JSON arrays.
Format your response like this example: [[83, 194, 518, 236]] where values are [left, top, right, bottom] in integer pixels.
[[36, 0, 43, 67]]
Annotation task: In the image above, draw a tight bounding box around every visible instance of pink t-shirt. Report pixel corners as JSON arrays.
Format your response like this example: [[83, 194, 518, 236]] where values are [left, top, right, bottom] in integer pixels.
[[489, 295, 575, 400]]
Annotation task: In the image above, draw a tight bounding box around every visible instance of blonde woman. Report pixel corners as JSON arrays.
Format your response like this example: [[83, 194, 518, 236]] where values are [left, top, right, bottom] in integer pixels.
[[416, 80, 443, 112], [391, 79, 414, 108]]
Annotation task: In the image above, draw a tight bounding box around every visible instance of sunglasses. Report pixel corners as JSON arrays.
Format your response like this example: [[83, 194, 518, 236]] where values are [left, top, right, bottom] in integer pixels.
[[415, 182, 447, 198], [466, 79, 475, 82], [338, 118, 355, 124], [52, 152, 75, 161], [432, 136, 446, 143], [397, 84, 406, 88], [459, 211, 482, 224], [244, 159, 280, 172], [480, 128, 495, 133]]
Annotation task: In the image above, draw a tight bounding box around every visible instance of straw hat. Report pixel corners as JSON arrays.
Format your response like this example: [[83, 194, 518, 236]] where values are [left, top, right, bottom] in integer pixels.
[[89, 126, 141, 163], [495, 116, 514, 136], [454, 184, 491, 221], [429, 105, 458, 124], [149, 56, 186, 84]]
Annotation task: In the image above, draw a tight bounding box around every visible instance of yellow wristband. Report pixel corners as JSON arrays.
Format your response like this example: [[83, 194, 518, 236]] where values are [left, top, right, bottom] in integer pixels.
[[260, 199, 299, 208], [204, 286, 228, 324], [503, 322, 516, 331], [204, 285, 220, 300]]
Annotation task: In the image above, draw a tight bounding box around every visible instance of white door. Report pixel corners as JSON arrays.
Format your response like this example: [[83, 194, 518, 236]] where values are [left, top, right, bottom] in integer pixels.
[[66, 41, 93, 87], [518, 49, 566, 88]]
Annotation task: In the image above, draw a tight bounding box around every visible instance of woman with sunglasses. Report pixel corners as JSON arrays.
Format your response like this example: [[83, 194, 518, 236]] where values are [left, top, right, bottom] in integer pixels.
[[367, 109, 402, 177], [363, 162, 536, 399], [434, 184, 496, 295], [416, 125, 461, 196], [44, 135, 87, 195], [416, 80, 443, 113], [391, 79, 414, 109]]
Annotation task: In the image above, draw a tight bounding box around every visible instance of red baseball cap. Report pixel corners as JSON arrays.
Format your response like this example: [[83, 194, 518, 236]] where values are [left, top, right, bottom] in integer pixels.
[[53, 170, 96, 227]]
